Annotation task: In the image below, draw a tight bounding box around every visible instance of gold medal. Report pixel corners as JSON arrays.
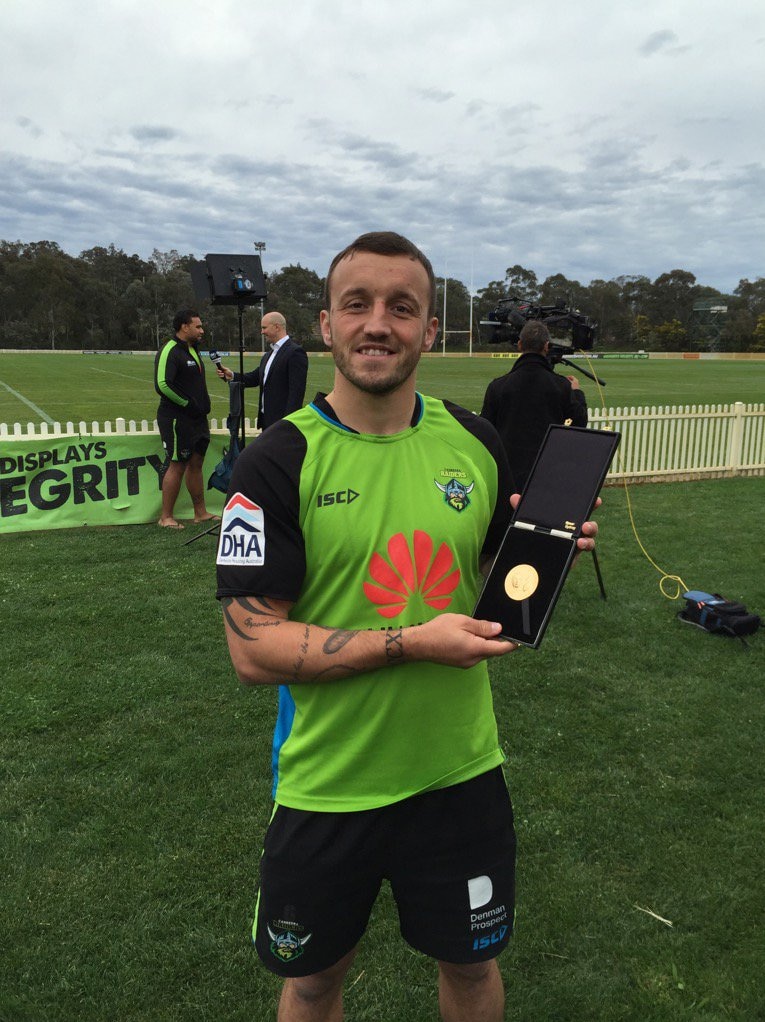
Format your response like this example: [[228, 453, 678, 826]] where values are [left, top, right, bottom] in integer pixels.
[[504, 563, 539, 601]]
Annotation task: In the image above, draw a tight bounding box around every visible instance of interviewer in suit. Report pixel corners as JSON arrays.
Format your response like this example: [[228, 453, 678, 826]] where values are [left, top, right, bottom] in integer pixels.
[[216, 312, 308, 430]]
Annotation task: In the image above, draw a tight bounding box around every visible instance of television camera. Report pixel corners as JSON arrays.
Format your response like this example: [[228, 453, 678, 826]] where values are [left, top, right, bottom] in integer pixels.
[[480, 297, 605, 385]]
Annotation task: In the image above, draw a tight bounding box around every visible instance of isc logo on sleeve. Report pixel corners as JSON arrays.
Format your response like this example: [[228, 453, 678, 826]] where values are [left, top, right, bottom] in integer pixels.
[[216, 492, 265, 566]]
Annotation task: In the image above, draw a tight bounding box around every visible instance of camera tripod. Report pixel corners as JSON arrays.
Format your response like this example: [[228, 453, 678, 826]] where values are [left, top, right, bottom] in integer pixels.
[[184, 517, 221, 546], [590, 548, 607, 600], [553, 355, 607, 388]]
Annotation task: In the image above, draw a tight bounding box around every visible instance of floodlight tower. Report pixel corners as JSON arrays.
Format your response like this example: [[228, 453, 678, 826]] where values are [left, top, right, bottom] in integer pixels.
[[253, 241, 266, 351]]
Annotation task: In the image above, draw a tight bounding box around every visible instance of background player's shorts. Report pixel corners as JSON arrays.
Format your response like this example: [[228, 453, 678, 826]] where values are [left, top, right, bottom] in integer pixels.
[[157, 410, 210, 463], [253, 767, 516, 977]]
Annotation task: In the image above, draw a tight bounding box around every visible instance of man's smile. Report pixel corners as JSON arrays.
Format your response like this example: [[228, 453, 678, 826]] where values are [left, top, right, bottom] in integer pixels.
[[356, 346, 394, 357]]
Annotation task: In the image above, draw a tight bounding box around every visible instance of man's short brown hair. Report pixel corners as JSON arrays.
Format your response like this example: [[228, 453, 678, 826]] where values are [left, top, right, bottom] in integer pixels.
[[324, 232, 437, 319], [518, 320, 550, 354]]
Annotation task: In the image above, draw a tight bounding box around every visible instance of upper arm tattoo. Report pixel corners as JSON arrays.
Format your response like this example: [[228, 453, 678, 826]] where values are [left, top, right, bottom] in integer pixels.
[[221, 596, 281, 642]]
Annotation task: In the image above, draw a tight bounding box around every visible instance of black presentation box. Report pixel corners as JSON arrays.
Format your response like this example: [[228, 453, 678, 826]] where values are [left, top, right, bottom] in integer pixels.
[[474, 425, 621, 648]]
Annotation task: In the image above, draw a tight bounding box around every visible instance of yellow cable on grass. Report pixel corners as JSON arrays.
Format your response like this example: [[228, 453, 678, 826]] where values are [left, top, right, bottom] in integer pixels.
[[578, 350, 689, 601]]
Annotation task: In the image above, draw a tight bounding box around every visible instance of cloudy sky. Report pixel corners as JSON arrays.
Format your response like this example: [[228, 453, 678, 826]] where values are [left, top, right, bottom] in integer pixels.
[[2, 0, 763, 294]]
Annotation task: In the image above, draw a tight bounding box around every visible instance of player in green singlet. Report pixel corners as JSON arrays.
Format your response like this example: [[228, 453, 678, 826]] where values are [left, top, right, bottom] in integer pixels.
[[216, 232, 599, 1022]]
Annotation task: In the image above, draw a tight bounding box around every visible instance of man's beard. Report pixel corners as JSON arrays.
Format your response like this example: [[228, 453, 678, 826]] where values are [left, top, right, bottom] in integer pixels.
[[332, 345, 421, 396]]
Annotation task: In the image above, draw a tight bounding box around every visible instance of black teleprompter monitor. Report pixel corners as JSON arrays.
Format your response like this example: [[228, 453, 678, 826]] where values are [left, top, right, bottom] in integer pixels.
[[189, 253, 268, 454], [190, 254, 267, 306]]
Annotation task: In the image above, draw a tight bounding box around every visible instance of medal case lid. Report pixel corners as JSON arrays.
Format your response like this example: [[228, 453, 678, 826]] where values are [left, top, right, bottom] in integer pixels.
[[513, 425, 620, 537]]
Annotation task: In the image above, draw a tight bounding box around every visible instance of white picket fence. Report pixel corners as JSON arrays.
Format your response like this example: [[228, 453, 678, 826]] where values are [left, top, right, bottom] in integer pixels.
[[589, 402, 765, 482], [2, 403, 764, 484], [0, 416, 245, 440]]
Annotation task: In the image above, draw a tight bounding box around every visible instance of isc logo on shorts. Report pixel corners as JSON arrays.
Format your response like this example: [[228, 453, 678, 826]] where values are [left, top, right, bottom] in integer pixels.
[[217, 492, 265, 566]]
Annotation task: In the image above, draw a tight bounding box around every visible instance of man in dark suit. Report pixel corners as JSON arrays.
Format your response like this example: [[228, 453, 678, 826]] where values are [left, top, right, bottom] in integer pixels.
[[216, 312, 308, 430], [480, 320, 588, 492]]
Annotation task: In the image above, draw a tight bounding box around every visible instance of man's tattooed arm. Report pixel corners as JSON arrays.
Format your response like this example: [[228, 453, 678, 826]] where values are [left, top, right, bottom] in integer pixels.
[[385, 628, 404, 664], [221, 596, 280, 641], [221, 596, 407, 685]]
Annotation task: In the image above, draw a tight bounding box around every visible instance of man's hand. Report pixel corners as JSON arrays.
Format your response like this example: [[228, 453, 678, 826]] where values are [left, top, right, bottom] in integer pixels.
[[408, 614, 518, 668], [576, 514, 599, 552], [217, 365, 234, 381], [509, 492, 600, 554], [223, 597, 517, 686]]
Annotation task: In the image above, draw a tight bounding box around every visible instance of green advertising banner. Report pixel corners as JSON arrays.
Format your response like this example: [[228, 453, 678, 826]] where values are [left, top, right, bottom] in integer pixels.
[[0, 434, 227, 534], [599, 352, 650, 360]]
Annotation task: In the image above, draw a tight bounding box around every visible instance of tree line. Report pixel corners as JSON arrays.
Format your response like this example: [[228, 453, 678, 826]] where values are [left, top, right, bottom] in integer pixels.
[[1, 239, 764, 353]]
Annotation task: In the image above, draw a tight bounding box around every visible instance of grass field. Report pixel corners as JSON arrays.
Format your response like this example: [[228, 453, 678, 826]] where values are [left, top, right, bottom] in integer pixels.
[[1, 352, 764, 429], [2, 354, 764, 1020], [1, 477, 763, 1021]]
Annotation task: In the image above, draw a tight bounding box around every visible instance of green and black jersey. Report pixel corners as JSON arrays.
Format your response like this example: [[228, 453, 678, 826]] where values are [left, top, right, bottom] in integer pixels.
[[216, 393, 512, 812], [154, 339, 211, 417]]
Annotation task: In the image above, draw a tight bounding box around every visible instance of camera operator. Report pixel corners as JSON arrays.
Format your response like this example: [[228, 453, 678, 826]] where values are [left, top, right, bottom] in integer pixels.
[[480, 320, 588, 491]]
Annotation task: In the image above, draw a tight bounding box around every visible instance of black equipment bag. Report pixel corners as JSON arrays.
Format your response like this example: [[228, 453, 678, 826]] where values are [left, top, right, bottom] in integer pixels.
[[678, 590, 760, 645], [208, 381, 242, 494], [207, 435, 240, 494]]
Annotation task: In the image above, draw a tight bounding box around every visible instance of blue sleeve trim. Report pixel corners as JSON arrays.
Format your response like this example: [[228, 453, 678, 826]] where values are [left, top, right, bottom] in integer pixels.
[[271, 684, 296, 799]]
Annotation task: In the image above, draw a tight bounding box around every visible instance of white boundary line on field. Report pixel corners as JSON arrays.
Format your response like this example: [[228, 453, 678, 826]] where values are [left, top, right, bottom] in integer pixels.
[[88, 367, 229, 406], [89, 367, 146, 381], [0, 380, 55, 424]]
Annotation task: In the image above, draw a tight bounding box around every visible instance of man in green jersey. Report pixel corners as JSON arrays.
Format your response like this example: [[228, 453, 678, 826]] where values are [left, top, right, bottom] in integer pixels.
[[216, 233, 599, 1021], [154, 308, 217, 529]]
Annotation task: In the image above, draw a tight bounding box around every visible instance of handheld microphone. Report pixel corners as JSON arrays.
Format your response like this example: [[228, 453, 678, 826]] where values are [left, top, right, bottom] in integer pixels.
[[208, 349, 225, 378]]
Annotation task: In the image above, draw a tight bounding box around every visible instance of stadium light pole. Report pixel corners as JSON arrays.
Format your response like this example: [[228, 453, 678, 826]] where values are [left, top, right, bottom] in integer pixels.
[[441, 260, 447, 357], [468, 253, 475, 358], [253, 240, 266, 352]]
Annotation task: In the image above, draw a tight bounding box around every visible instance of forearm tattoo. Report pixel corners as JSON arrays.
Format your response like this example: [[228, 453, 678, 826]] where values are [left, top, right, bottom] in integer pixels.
[[222, 597, 406, 680], [385, 628, 404, 665], [323, 629, 355, 654], [286, 624, 310, 683]]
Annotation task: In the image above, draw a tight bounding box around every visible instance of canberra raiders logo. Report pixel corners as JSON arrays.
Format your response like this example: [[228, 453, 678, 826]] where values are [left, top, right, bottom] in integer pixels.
[[268, 923, 312, 963], [434, 476, 475, 512]]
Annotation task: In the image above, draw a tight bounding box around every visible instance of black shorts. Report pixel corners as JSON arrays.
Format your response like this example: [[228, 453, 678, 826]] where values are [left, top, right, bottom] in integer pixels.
[[253, 767, 516, 977], [157, 410, 209, 463]]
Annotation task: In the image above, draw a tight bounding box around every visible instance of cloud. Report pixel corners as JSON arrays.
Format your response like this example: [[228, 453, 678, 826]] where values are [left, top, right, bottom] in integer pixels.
[[639, 30, 687, 56], [0, 0, 762, 295], [129, 125, 182, 144], [1, 131, 762, 294], [16, 116, 43, 139], [417, 88, 455, 103]]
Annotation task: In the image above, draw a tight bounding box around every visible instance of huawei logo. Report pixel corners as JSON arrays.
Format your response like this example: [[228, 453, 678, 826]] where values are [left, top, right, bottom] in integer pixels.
[[363, 531, 461, 619]]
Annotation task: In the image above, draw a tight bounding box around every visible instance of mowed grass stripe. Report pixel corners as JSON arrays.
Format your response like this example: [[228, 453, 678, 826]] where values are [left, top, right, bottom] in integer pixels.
[[0, 352, 764, 426]]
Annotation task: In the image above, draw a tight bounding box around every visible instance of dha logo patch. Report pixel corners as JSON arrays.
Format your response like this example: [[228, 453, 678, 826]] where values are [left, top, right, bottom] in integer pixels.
[[216, 492, 265, 566], [363, 530, 460, 619]]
